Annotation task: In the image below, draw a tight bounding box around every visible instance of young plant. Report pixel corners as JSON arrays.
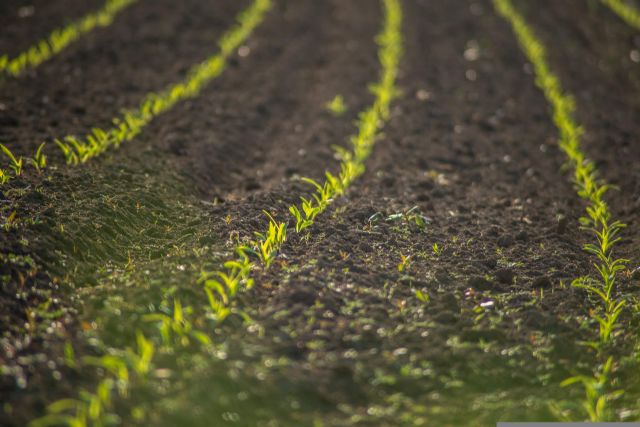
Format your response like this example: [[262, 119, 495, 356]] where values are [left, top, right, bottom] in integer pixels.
[[0, 143, 23, 176], [397, 253, 411, 273], [326, 95, 347, 116], [560, 357, 623, 421], [289, 205, 314, 233], [0, 168, 9, 185], [432, 243, 442, 257], [30, 142, 47, 173], [252, 211, 287, 268]]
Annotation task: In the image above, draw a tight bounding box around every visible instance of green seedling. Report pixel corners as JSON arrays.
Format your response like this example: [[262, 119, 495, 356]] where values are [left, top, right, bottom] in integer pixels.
[[326, 95, 347, 116], [432, 243, 442, 257], [370, 206, 430, 231], [397, 254, 411, 272], [0, 143, 23, 176], [415, 290, 430, 303], [1, 0, 138, 77], [30, 143, 47, 173], [252, 211, 287, 268], [560, 357, 623, 421]]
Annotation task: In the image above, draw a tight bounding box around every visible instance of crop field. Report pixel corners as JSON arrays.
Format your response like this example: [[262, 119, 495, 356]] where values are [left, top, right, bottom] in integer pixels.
[[1, 0, 640, 426]]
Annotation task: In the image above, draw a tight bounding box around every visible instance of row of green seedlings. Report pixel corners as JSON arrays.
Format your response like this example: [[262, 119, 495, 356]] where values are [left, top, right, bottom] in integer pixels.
[[1, 0, 271, 187], [290, 0, 402, 233], [0, 142, 46, 184], [31, 0, 403, 423], [30, 212, 287, 427], [494, 0, 629, 421], [55, 0, 272, 166], [0, 0, 137, 77], [600, 0, 640, 31]]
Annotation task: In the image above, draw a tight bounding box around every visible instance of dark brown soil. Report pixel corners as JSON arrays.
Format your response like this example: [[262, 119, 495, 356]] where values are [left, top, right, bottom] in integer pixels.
[[1, 0, 639, 426]]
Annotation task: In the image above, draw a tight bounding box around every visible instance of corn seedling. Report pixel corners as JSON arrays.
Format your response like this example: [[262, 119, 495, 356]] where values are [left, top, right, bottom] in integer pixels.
[[326, 95, 347, 116], [29, 332, 154, 427], [289, 0, 402, 234], [251, 211, 287, 268], [415, 290, 430, 303], [494, 0, 629, 419], [30, 143, 47, 173], [1, 0, 137, 77], [54, 0, 272, 165], [0, 143, 23, 176], [432, 243, 442, 257], [397, 254, 411, 273], [560, 357, 623, 422], [600, 0, 640, 31]]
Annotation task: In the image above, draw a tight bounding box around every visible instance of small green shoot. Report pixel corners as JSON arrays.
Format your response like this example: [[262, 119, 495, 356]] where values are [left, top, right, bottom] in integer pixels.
[[30, 143, 47, 173], [397, 254, 411, 273], [560, 357, 623, 421], [432, 243, 442, 257], [415, 290, 430, 303], [0, 143, 23, 176], [326, 95, 347, 116]]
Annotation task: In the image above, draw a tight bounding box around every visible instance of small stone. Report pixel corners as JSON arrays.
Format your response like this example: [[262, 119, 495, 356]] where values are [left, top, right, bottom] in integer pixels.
[[495, 268, 515, 285], [515, 230, 528, 242]]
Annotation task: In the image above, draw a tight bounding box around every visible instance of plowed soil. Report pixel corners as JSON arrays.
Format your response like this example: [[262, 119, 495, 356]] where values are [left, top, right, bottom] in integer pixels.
[[1, 0, 639, 426]]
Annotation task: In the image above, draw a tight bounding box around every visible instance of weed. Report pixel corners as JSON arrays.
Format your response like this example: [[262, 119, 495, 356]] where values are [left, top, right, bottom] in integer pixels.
[[1, 0, 137, 77], [368, 206, 430, 232], [326, 95, 347, 116]]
